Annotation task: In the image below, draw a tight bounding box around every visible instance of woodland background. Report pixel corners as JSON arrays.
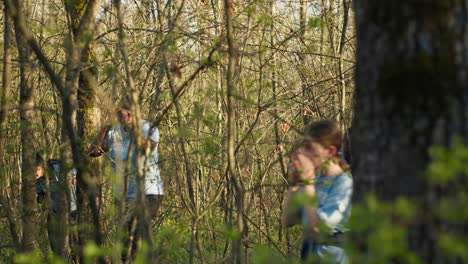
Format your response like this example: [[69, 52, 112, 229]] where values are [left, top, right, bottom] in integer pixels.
[[0, 0, 467, 263]]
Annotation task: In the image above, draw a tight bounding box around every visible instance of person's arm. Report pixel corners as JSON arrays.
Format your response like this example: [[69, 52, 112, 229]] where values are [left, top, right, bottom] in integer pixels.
[[303, 184, 321, 233], [140, 124, 158, 153], [282, 152, 316, 227], [281, 185, 302, 227], [140, 135, 157, 152], [88, 125, 111, 157]]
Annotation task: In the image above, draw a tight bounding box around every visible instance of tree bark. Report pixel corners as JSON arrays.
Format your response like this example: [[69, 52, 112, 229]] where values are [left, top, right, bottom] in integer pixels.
[[299, 0, 309, 125], [65, 1, 101, 258], [337, 0, 350, 130], [352, 1, 468, 262], [224, 0, 244, 262], [0, 3, 12, 129], [67, 0, 100, 140], [7, 0, 105, 258], [0, 2, 21, 251], [12, 0, 39, 252]]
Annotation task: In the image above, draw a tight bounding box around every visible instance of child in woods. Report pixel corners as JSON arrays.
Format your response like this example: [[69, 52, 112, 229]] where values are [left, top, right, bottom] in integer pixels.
[[282, 120, 353, 263], [35, 154, 77, 216], [35, 154, 47, 204], [35, 154, 78, 253], [47, 159, 78, 217]]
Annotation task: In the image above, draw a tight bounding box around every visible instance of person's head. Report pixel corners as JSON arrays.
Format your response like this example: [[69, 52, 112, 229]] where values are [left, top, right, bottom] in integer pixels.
[[117, 102, 133, 125], [301, 120, 347, 170], [35, 153, 45, 179]]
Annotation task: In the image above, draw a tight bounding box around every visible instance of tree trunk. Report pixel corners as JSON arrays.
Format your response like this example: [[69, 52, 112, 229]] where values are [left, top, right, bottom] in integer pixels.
[[352, 1, 468, 262], [65, 0, 101, 258], [68, 0, 100, 140], [224, 0, 244, 263], [13, 0, 39, 252], [0, 3, 12, 129], [0, 2, 21, 251], [299, 0, 309, 125], [337, 0, 350, 130]]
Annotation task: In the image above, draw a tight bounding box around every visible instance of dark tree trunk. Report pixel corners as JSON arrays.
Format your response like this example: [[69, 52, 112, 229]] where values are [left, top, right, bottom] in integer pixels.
[[352, 0, 467, 198], [13, 0, 39, 252], [6, 0, 101, 260], [65, 1, 101, 258], [0, 2, 20, 251], [352, 1, 468, 263], [63, 0, 104, 261], [68, 0, 100, 140]]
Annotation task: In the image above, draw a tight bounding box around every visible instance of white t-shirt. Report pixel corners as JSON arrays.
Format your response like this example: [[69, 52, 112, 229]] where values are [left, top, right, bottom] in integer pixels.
[[106, 120, 162, 200]]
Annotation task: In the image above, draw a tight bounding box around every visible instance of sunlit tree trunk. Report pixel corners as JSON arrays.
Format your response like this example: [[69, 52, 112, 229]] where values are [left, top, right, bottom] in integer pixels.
[[337, 0, 350, 130], [299, 0, 309, 125], [13, 0, 39, 252], [224, 0, 244, 263]]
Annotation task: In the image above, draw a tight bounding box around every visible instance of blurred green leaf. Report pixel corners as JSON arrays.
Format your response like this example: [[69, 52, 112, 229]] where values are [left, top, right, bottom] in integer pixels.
[[84, 242, 102, 264], [308, 17, 325, 28], [437, 232, 468, 261]]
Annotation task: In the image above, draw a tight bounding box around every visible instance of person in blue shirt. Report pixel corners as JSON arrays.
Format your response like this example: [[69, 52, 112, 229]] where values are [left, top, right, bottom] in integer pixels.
[[282, 120, 353, 263], [89, 103, 162, 260], [35, 154, 78, 254], [35, 154, 77, 215], [47, 159, 77, 217], [35, 154, 47, 204], [89, 104, 162, 211]]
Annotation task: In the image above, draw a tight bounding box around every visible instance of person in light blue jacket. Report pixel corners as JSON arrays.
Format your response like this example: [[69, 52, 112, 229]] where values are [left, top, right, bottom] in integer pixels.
[[35, 155, 77, 215], [89, 103, 162, 260], [282, 120, 353, 263], [47, 159, 77, 216]]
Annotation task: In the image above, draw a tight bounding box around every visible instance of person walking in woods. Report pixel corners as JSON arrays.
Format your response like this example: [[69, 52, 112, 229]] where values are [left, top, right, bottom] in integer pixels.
[[35, 154, 78, 254], [35, 154, 47, 204], [88, 103, 163, 256], [47, 159, 78, 218], [282, 120, 353, 263], [35, 154, 77, 216]]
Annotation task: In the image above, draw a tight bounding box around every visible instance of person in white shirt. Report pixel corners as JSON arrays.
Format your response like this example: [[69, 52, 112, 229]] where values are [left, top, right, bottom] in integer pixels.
[[90, 104, 163, 215], [89, 104, 163, 258]]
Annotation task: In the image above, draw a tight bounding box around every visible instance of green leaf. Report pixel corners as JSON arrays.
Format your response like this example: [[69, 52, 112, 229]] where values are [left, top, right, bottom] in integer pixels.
[[83, 242, 102, 264], [393, 197, 416, 222], [252, 245, 285, 264], [308, 17, 325, 28], [437, 232, 468, 261]]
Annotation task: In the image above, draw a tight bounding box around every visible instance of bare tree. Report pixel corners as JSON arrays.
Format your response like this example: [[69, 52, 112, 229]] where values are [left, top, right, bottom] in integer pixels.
[[224, 0, 245, 263]]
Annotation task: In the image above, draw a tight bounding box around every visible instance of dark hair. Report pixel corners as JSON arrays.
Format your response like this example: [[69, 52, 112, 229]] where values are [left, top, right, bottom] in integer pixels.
[[119, 95, 132, 110], [36, 153, 44, 166], [303, 120, 349, 171], [120, 102, 131, 111]]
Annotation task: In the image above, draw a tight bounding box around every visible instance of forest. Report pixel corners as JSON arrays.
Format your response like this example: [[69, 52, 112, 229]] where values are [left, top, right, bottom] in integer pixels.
[[0, 0, 467, 263]]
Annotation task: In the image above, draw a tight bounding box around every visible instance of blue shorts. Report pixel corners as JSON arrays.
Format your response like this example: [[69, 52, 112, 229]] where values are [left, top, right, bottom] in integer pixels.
[[301, 239, 348, 263]]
